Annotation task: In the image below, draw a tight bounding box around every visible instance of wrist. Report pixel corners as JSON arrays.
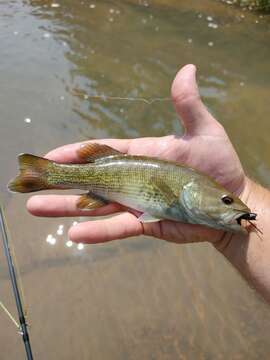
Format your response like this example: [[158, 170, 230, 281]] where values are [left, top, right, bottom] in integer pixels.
[[214, 177, 270, 302]]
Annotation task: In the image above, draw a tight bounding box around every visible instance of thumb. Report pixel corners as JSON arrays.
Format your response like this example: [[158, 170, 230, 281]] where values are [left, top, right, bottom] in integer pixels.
[[171, 64, 222, 136]]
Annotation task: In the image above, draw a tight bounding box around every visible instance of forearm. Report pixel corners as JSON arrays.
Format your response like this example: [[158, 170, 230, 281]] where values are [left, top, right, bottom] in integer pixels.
[[215, 178, 270, 303]]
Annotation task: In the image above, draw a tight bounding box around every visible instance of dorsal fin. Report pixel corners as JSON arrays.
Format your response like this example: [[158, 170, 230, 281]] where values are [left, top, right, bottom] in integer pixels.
[[77, 143, 123, 162]]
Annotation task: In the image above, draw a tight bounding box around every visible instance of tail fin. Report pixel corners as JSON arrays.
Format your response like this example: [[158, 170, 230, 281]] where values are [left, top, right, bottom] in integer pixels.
[[8, 154, 52, 193]]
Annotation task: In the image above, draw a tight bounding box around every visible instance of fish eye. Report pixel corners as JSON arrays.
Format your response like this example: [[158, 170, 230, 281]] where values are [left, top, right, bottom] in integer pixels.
[[221, 195, 234, 205]]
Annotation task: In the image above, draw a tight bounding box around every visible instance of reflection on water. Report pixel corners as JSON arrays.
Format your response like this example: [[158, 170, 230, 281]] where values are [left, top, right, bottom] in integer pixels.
[[1, 0, 270, 359]]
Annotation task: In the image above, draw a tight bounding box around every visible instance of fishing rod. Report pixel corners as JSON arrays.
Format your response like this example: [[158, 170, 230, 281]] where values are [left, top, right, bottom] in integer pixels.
[[0, 205, 34, 360]]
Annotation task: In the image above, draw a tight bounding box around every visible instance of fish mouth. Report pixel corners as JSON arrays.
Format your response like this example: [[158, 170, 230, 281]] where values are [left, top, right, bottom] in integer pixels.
[[236, 212, 257, 226]]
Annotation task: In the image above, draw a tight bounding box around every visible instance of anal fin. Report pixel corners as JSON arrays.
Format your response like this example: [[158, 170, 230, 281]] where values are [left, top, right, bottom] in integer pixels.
[[77, 192, 109, 210], [138, 213, 161, 223]]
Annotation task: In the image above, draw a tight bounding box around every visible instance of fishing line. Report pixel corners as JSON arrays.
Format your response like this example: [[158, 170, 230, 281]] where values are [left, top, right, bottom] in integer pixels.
[[84, 95, 172, 104], [71, 90, 171, 105], [247, 220, 263, 236], [0, 205, 34, 360], [0, 300, 20, 328]]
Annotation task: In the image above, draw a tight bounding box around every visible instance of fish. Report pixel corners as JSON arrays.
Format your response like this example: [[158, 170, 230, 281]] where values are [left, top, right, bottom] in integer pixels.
[[8, 143, 256, 233]]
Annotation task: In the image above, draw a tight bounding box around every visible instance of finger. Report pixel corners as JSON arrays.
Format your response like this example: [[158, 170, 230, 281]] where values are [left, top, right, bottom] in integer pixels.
[[154, 220, 221, 244], [27, 195, 123, 217], [45, 138, 132, 163], [171, 64, 224, 136], [68, 212, 143, 243]]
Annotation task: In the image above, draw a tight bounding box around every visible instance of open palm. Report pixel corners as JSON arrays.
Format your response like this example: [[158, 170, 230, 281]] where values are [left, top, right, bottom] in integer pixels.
[[27, 64, 246, 245]]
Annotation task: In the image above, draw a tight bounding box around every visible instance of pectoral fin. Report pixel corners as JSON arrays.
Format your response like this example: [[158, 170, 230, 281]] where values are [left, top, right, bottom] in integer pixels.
[[150, 177, 178, 207], [137, 178, 178, 223], [138, 213, 161, 223], [77, 193, 109, 210]]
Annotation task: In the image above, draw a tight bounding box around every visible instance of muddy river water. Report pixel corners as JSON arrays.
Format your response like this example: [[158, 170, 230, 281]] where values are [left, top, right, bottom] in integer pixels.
[[1, 1, 270, 359]]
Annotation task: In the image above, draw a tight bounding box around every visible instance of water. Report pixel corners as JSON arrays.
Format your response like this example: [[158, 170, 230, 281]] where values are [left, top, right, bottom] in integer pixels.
[[1, 0, 270, 359]]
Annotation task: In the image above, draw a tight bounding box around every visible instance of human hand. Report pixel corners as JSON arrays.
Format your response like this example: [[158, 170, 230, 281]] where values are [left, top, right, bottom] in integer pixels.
[[27, 64, 249, 245]]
